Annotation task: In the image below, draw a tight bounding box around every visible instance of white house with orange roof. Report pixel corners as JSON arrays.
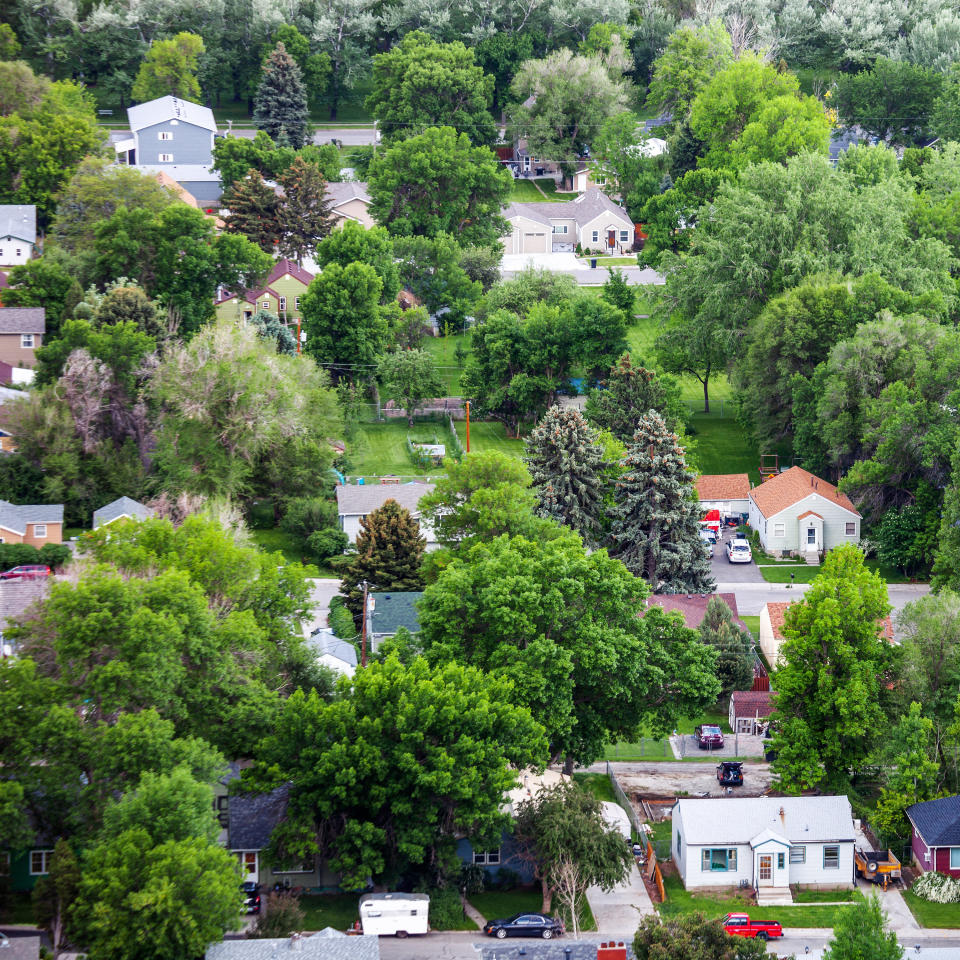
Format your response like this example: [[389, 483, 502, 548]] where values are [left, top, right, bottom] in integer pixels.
[[748, 467, 861, 560], [696, 474, 752, 518], [214, 259, 314, 327]]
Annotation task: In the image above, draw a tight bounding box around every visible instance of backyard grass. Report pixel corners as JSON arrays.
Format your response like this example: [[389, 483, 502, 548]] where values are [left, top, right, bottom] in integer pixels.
[[298, 894, 362, 931], [509, 178, 568, 202], [740, 615, 760, 641], [658, 874, 863, 926], [648, 818, 673, 857], [469, 888, 595, 931], [903, 888, 960, 928], [603, 704, 731, 761], [421, 334, 467, 395], [687, 412, 759, 477], [580, 256, 638, 266], [573, 771, 616, 803], [0, 893, 36, 925]]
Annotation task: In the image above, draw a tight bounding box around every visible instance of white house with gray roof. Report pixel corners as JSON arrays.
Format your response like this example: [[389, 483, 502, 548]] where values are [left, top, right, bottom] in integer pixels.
[[0, 206, 36, 267], [335, 483, 436, 548], [672, 796, 855, 902], [502, 189, 634, 255], [92, 496, 154, 530]]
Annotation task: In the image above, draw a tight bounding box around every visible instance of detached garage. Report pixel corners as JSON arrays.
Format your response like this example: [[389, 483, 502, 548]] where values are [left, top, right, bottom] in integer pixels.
[[503, 205, 554, 254]]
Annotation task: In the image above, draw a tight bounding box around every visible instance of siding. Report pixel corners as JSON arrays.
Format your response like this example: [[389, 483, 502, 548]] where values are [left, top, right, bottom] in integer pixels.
[[699, 498, 750, 516], [0, 237, 32, 267], [135, 121, 214, 165], [758, 606, 780, 667], [753, 493, 859, 554], [333, 198, 375, 228], [912, 829, 934, 872], [0, 333, 41, 369], [340, 513, 437, 548], [456, 833, 536, 884], [934, 847, 960, 878]]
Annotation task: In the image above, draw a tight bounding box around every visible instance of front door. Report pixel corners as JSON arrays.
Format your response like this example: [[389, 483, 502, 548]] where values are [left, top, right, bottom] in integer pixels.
[[807, 527, 817, 547], [758, 854, 773, 885], [607, 229, 616, 248]]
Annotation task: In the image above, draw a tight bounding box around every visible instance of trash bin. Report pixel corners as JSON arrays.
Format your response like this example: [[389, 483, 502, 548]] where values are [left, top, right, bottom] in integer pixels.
[[590, 258, 597, 269]]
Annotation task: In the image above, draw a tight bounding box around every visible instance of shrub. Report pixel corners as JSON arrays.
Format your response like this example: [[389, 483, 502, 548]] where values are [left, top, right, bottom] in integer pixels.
[[328, 595, 358, 639], [251, 892, 305, 938], [912, 872, 960, 903], [281, 498, 338, 539], [417, 887, 464, 930], [0, 543, 40, 569], [306, 527, 349, 563], [459, 863, 485, 895], [38, 543, 71, 570]]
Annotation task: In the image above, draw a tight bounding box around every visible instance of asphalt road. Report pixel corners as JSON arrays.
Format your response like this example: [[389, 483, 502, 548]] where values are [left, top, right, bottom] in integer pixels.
[[715, 581, 931, 617]]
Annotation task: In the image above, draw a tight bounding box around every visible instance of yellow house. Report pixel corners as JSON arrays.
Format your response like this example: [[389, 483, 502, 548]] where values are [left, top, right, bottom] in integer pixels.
[[214, 259, 315, 327]]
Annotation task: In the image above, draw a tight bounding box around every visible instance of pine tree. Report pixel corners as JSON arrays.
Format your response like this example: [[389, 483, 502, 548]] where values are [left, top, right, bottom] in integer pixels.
[[340, 499, 426, 622], [698, 596, 754, 699], [524, 405, 608, 546], [254, 42, 310, 149], [222, 169, 282, 253], [609, 410, 714, 593], [277, 156, 335, 264]]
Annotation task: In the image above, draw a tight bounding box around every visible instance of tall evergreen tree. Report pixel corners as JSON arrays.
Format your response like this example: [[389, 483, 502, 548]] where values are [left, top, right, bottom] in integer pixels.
[[524, 405, 608, 547], [277, 156, 335, 263], [222, 169, 282, 253], [340, 499, 426, 621], [609, 410, 714, 593], [698, 596, 754, 700], [254, 42, 310, 150]]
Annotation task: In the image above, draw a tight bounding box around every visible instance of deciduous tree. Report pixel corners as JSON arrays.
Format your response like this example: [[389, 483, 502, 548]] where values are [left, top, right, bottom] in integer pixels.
[[132, 32, 205, 102], [315, 221, 400, 304], [378, 349, 444, 425], [822, 895, 901, 960], [634, 912, 767, 960]]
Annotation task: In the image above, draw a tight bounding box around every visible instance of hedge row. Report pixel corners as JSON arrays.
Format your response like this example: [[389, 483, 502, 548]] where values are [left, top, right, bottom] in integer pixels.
[[0, 542, 71, 571]]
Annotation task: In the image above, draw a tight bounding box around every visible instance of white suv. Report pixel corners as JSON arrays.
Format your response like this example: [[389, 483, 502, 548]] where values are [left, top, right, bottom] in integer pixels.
[[725, 538, 753, 563]]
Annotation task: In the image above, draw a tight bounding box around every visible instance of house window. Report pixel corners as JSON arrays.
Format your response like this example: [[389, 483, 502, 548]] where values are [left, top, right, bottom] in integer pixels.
[[701, 848, 737, 872], [33, 524, 46, 539], [30, 850, 53, 875], [262, 301, 270, 311], [592, 231, 599, 243], [237, 851, 257, 878], [158, 131, 173, 141], [595, 176, 606, 186], [777, 853, 785, 869], [950, 848, 960, 869], [21, 334, 34, 349], [789, 846, 806, 864], [279, 296, 287, 312], [523, 157, 530, 171], [295, 297, 301, 310], [158, 153, 174, 162], [619, 230, 629, 243], [473, 848, 501, 865], [846, 522, 856, 536], [15, 249, 21, 257], [215, 795, 229, 828], [552, 225, 568, 234], [823, 846, 840, 869], [774, 522, 785, 538]]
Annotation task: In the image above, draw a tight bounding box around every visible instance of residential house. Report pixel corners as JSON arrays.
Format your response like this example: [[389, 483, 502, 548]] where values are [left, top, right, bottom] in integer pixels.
[[367, 591, 423, 651], [92, 496, 155, 530], [308, 627, 358, 676], [0, 500, 63, 546], [748, 467, 861, 559], [215, 259, 314, 328], [760, 601, 894, 667], [907, 796, 960, 878], [728, 690, 773, 735], [671, 796, 855, 900], [696, 474, 752, 520], [644, 592, 747, 632], [335, 483, 436, 548], [206, 931, 379, 960], [0, 206, 37, 267], [326, 181, 375, 229], [0, 307, 44, 373], [502, 189, 634, 255]]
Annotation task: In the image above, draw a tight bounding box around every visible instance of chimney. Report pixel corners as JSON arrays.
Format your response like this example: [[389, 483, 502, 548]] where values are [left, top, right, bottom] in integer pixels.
[[289, 932, 303, 951], [779, 806, 786, 825]]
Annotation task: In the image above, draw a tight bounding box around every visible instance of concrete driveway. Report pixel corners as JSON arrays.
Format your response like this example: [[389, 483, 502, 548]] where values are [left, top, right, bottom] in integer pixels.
[[302, 578, 341, 638], [710, 528, 763, 584]]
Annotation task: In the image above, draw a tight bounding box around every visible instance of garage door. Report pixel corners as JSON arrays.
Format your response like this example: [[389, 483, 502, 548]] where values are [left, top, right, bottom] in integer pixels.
[[522, 232, 547, 253]]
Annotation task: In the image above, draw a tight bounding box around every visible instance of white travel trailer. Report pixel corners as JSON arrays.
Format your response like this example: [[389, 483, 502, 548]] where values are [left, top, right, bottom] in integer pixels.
[[358, 893, 430, 937]]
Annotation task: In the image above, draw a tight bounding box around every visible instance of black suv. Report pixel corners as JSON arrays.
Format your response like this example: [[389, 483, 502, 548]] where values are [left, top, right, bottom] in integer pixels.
[[717, 761, 744, 786], [241, 881, 261, 914]]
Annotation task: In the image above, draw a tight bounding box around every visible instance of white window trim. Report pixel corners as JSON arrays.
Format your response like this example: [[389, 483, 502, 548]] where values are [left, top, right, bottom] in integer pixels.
[[592, 231, 599, 243], [158, 153, 174, 162], [950, 848, 960, 870], [619, 230, 629, 242], [845, 522, 857, 536], [30, 849, 53, 875], [823, 845, 840, 869], [552, 225, 568, 235], [473, 848, 501, 865], [295, 297, 301, 310], [773, 522, 785, 538], [33, 524, 46, 538], [262, 301, 270, 311], [158, 131, 173, 141], [279, 296, 287, 311], [21, 334, 34, 348], [789, 845, 806, 864]]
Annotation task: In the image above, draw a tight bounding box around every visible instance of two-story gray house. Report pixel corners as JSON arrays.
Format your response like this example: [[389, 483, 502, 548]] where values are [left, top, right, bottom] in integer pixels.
[[115, 96, 223, 209]]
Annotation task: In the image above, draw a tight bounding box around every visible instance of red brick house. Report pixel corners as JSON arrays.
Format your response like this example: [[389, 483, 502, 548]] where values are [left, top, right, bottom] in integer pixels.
[[728, 690, 774, 735]]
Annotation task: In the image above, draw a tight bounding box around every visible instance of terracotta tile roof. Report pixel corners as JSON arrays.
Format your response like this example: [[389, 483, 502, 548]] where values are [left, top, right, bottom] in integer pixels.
[[730, 690, 774, 719], [696, 473, 751, 501], [796, 510, 823, 520], [645, 592, 746, 631], [749, 466, 860, 519], [766, 600, 894, 643]]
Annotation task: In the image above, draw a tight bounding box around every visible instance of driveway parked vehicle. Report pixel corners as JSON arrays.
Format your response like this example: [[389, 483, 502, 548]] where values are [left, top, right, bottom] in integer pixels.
[[725, 539, 753, 563], [722, 914, 783, 940], [0, 565, 51, 580], [484, 914, 564, 939], [241, 882, 261, 914], [694, 724, 725, 749], [717, 761, 744, 786]]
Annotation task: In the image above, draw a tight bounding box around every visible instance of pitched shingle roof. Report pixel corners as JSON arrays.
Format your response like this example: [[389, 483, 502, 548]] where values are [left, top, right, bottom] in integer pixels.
[[93, 496, 154, 529], [310, 628, 358, 667], [696, 474, 751, 502], [0, 500, 63, 535], [369, 592, 423, 637], [503, 189, 632, 229], [335, 484, 435, 518], [0, 308, 44, 335], [907, 795, 960, 846], [0, 205, 37, 244], [127, 96, 216, 133], [730, 690, 774, 720], [326, 181, 371, 206], [749, 466, 859, 520], [215, 259, 314, 307], [206, 932, 380, 960], [645, 593, 745, 631], [676, 795, 855, 846], [228, 784, 289, 851]]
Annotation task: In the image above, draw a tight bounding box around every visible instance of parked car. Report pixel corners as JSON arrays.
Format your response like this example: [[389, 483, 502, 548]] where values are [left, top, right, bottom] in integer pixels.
[[699, 527, 718, 544], [484, 913, 564, 940], [717, 761, 743, 786], [722, 914, 783, 940], [725, 539, 753, 563], [0, 564, 51, 580], [241, 881, 261, 914], [694, 724, 724, 749]]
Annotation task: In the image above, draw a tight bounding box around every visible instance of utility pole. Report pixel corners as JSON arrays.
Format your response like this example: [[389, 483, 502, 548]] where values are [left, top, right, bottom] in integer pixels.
[[465, 401, 470, 453], [359, 580, 370, 667], [296, 316, 301, 355]]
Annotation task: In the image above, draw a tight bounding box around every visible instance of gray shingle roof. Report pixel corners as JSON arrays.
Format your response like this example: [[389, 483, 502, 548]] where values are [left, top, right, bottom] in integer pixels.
[[907, 795, 960, 846], [503, 189, 631, 229], [326, 182, 371, 206], [369, 592, 423, 637], [93, 496, 154, 529], [127, 96, 217, 133], [335, 484, 435, 518], [1, 934, 41, 960], [228, 784, 289, 851], [0, 308, 45, 335], [0, 205, 37, 244], [310, 628, 358, 667], [0, 500, 63, 535], [206, 932, 380, 960], [675, 795, 855, 845], [480, 944, 632, 960]]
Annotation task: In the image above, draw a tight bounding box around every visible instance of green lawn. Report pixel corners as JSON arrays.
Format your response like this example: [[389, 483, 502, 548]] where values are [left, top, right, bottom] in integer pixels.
[[658, 874, 863, 926], [648, 819, 673, 858], [687, 412, 759, 476], [0, 893, 36, 925], [421, 334, 468, 395], [604, 704, 731, 761], [792, 888, 858, 903], [581, 256, 638, 266], [903, 888, 960, 928], [759, 558, 920, 585], [298, 894, 362, 932], [463, 419, 527, 457], [510, 178, 568, 202], [469, 888, 595, 931], [573, 771, 616, 803], [740, 615, 760, 640]]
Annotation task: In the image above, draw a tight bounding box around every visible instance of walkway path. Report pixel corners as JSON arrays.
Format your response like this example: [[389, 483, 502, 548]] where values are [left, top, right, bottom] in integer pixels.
[[855, 823, 922, 936], [585, 861, 655, 937]]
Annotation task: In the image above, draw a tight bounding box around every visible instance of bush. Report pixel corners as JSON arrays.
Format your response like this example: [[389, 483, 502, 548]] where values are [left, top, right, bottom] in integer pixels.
[[417, 887, 464, 930], [0, 543, 41, 569], [251, 892, 305, 938], [912, 872, 960, 903], [38, 543, 71, 570], [328, 595, 358, 639], [281, 498, 338, 539], [491, 867, 521, 890], [306, 527, 349, 563], [459, 863, 485, 895]]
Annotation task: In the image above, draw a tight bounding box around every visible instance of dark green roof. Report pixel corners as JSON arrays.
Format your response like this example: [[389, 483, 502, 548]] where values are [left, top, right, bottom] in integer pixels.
[[369, 592, 423, 637]]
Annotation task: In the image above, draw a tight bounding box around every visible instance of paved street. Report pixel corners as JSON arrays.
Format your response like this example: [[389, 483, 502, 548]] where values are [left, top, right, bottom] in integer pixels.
[[715, 581, 931, 617], [500, 252, 664, 286]]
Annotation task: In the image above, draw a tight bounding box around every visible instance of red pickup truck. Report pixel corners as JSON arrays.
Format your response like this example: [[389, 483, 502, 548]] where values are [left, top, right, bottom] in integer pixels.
[[722, 913, 783, 940]]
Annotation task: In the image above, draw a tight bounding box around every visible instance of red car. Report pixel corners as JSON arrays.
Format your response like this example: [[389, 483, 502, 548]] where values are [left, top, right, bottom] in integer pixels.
[[722, 913, 783, 940], [0, 565, 51, 580], [695, 724, 725, 749]]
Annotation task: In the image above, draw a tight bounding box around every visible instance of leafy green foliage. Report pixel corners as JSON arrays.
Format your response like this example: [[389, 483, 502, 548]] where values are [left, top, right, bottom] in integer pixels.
[[222, 169, 282, 252], [315, 221, 400, 304], [253, 892, 306, 938], [254, 42, 309, 148], [378, 348, 444, 424], [634, 911, 767, 960], [32, 839, 80, 952], [698, 596, 754, 700], [212, 131, 340, 190], [394, 233, 482, 319], [132, 32, 205, 102], [822, 895, 901, 960]]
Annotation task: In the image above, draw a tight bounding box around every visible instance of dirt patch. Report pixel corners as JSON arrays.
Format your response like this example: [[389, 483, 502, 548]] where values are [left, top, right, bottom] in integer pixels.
[[613, 760, 774, 802]]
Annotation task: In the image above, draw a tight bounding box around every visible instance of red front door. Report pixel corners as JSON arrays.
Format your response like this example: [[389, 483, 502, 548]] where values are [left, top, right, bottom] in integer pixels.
[[608, 230, 616, 248]]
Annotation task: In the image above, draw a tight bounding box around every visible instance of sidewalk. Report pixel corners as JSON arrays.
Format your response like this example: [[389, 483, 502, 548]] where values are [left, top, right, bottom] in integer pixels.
[[855, 822, 922, 936], [585, 861, 655, 937]]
